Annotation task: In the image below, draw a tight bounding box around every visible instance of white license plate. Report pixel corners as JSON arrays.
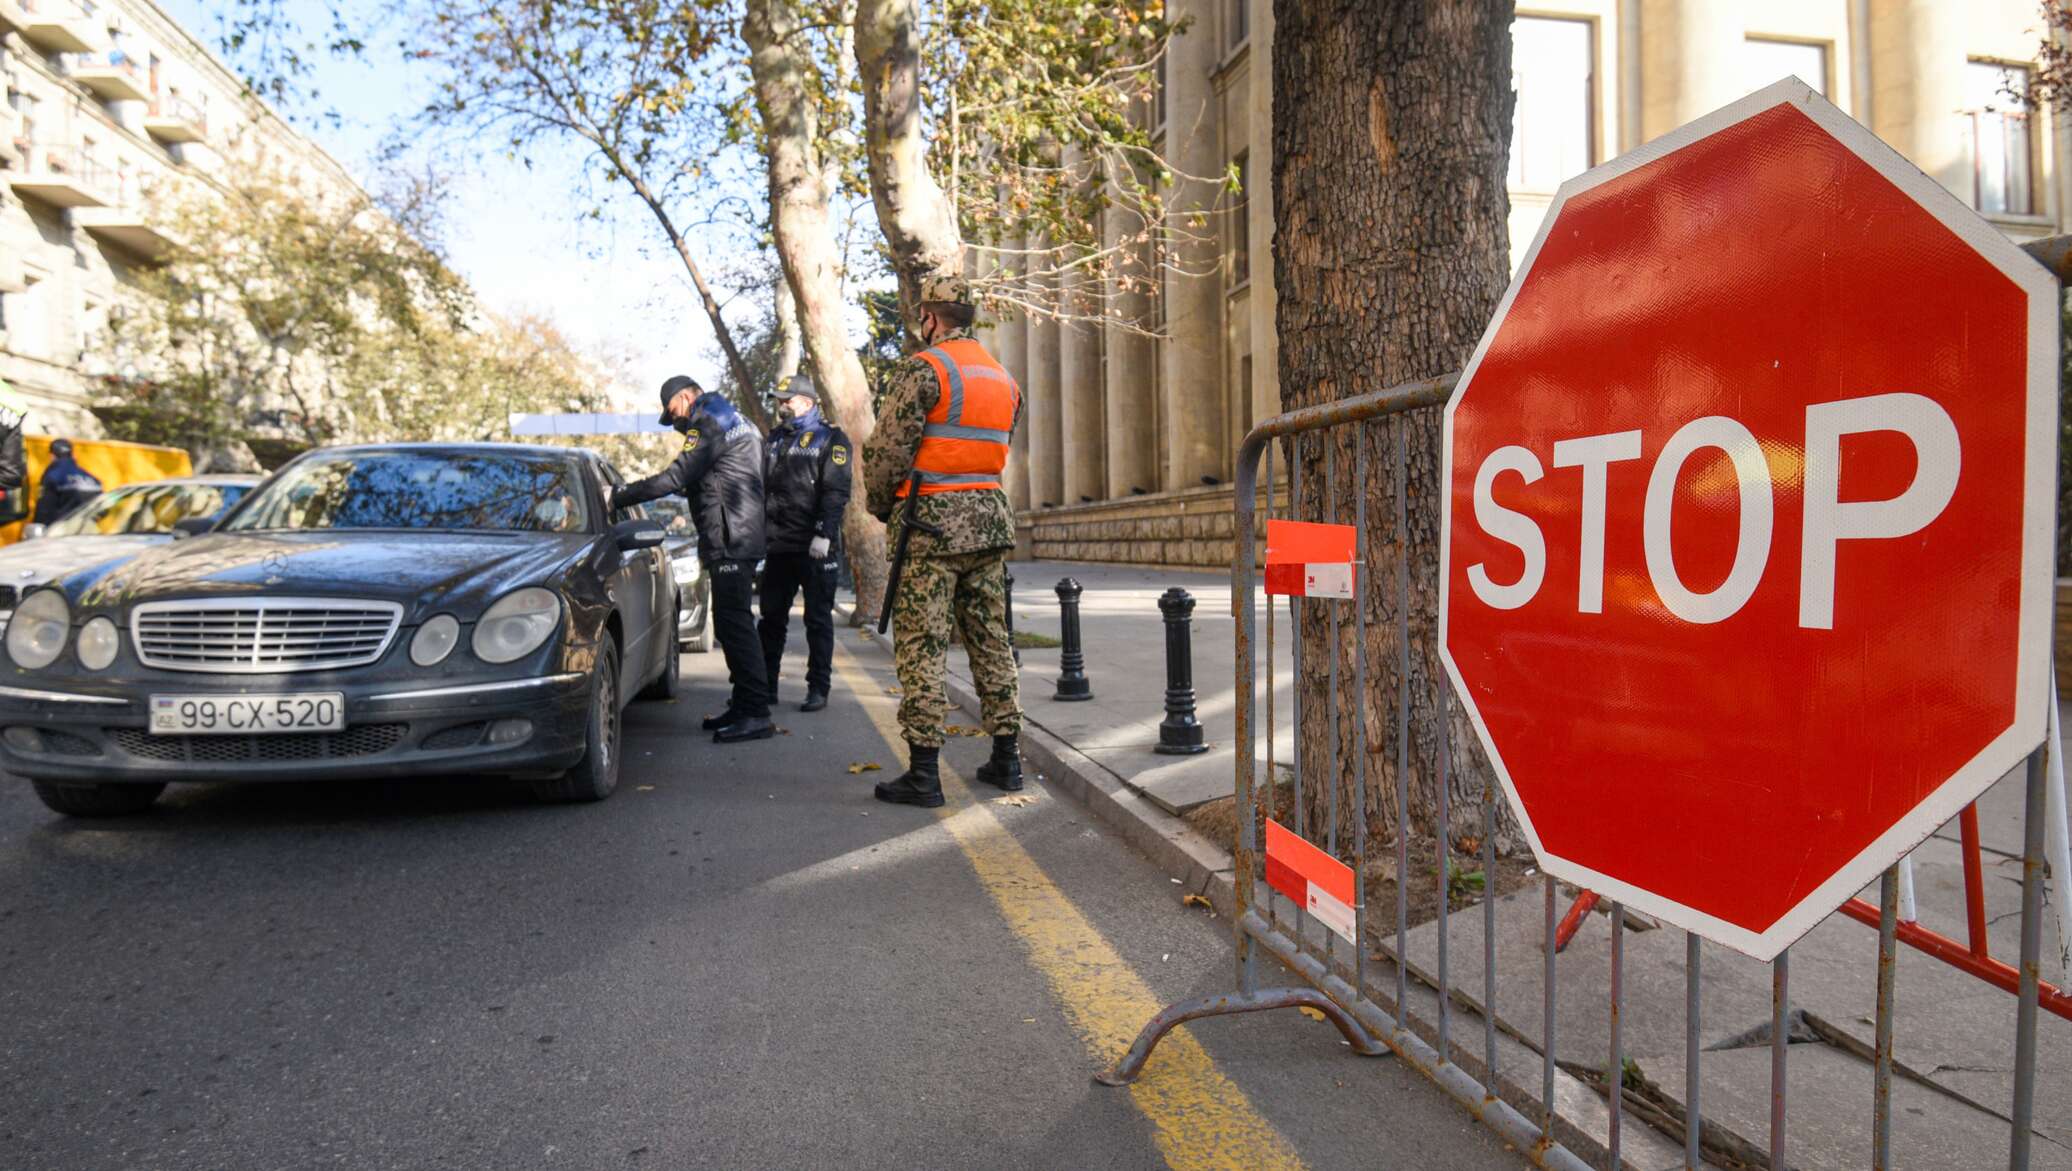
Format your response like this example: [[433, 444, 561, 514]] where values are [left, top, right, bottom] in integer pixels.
[[149, 693, 346, 735]]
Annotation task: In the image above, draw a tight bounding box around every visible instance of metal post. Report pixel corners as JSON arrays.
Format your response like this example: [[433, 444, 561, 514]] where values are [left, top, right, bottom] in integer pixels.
[[1155, 588, 1207, 755], [2011, 745, 2047, 1170], [1771, 948, 1789, 1170], [1324, 437, 1341, 967], [1395, 425, 1411, 1024], [1353, 423, 1370, 994], [1874, 866, 1899, 1171], [1437, 683, 1452, 1059], [1543, 874, 1558, 1142], [1484, 750, 1498, 1088], [1609, 901, 1624, 1170], [1053, 577, 1092, 701], [1686, 933, 1702, 1171]]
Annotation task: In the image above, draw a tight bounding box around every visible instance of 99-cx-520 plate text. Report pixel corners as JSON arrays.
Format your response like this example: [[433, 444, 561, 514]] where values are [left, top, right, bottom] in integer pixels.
[[149, 693, 346, 735]]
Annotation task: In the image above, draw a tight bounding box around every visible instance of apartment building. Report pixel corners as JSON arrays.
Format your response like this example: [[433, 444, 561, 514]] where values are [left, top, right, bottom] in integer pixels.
[[996, 0, 2068, 567], [0, 0, 364, 436]]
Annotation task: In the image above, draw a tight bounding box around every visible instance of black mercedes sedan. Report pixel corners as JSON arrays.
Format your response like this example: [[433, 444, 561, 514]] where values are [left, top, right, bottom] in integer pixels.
[[0, 443, 678, 816]]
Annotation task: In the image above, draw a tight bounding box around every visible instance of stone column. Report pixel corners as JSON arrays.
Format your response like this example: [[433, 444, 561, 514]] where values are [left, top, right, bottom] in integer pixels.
[[1246, 0, 1279, 425], [1640, 0, 1746, 141], [1057, 148, 1107, 506], [1026, 251, 1065, 510], [1161, 0, 1229, 490], [1103, 183, 1156, 498], [1869, 0, 1970, 203], [995, 243, 1032, 512]]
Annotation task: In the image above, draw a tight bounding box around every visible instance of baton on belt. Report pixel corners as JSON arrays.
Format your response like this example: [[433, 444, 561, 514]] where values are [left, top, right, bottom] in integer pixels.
[[877, 468, 943, 634]]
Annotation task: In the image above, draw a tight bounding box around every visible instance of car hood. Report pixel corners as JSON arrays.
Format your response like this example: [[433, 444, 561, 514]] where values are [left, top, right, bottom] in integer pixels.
[[73, 530, 601, 622], [0, 534, 171, 592]]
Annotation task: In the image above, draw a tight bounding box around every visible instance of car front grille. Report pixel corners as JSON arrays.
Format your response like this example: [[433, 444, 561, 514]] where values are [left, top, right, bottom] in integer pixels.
[[111, 724, 405, 763], [130, 599, 403, 674]]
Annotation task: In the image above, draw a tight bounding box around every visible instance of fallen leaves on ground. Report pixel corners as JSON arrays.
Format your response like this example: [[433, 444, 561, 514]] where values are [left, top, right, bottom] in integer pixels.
[[1298, 1007, 1327, 1022], [1181, 893, 1213, 910], [994, 793, 1038, 807], [846, 762, 883, 774], [635, 785, 655, 792]]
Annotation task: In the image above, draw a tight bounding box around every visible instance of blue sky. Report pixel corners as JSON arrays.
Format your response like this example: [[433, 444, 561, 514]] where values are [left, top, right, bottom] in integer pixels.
[[157, 0, 771, 406]]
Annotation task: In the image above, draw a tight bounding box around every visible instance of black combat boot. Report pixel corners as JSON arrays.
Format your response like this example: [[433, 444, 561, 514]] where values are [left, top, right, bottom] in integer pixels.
[[874, 743, 945, 808], [701, 708, 742, 732], [974, 734, 1023, 791], [799, 690, 828, 713]]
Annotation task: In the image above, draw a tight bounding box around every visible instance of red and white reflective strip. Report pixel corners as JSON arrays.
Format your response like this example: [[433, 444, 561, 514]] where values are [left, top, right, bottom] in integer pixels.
[[1263, 519, 1357, 599], [1264, 818, 1357, 943]]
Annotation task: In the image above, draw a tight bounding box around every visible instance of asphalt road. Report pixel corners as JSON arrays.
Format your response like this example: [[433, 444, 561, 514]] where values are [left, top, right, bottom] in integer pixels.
[[0, 632, 1526, 1171]]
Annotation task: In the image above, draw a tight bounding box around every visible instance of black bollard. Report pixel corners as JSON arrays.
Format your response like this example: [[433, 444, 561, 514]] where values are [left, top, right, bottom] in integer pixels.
[[1004, 570, 1020, 666], [1053, 577, 1093, 701], [1155, 588, 1207, 755]]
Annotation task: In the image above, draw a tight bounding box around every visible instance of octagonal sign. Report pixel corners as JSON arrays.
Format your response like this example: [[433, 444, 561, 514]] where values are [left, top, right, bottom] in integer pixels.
[[1438, 80, 2058, 960]]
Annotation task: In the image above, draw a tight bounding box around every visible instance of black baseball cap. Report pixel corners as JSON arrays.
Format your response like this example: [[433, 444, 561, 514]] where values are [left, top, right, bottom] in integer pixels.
[[658, 375, 702, 424]]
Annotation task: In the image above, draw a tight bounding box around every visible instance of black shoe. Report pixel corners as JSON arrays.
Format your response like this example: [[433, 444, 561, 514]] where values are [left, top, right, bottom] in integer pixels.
[[701, 709, 741, 732], [712, 715, 775, 743], [874, 743, 944, 808], [799, 691, 828, 713], [975, 734, 1023, 791]]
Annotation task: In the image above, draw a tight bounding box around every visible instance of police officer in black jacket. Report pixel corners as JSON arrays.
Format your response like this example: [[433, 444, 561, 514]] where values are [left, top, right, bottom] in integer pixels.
[[757, 372, 851, 712], [615, 375, 774, 743]]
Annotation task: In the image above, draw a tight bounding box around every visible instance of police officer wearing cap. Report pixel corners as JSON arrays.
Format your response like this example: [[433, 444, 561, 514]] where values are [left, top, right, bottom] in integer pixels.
[[757, 371, 852, 713], [615, 375, 775, 743]]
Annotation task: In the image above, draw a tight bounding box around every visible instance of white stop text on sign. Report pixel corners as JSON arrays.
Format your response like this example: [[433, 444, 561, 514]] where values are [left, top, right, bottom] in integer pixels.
[[1465, 392, 1960, 629]]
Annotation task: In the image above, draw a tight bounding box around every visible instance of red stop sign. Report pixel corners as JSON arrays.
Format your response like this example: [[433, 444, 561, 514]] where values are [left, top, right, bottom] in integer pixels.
[[1440, 82, 2058, 959]]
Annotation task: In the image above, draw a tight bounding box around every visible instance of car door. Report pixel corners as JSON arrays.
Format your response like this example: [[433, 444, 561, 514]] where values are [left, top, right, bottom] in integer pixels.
[[597, 459, 669, 686]]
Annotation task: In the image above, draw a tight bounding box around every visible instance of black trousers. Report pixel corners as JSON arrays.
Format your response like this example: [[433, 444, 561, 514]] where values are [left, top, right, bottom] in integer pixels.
[[709, 558, 770, 718], [757, 549, 838, 698]]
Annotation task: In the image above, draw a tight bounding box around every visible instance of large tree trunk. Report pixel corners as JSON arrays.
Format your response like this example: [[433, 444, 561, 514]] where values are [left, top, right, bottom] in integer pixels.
[[746, 0, 890, 621], [855, 0, 962, 338], [1274, 0, 1521, 853]]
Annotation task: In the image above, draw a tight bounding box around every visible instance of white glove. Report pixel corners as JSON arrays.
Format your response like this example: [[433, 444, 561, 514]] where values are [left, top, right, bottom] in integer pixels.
[[808, 536, 832, 559]]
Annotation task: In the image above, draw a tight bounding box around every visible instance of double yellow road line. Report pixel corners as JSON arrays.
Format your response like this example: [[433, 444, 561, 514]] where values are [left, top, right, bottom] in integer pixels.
[[833, 645, 1304, 1171]]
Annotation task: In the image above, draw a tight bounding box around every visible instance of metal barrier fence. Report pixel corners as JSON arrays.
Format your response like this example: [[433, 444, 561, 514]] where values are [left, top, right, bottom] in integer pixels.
[[1099, 374, 2058, 1171]]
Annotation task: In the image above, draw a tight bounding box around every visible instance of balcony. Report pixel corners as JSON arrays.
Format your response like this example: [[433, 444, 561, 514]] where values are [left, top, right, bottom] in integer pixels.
[[143, 96, 207, 144], [66, 52, 151, 104], [72, 205, 180, 262], [0, 0, 107, 54], [4, 143, 116, 209]]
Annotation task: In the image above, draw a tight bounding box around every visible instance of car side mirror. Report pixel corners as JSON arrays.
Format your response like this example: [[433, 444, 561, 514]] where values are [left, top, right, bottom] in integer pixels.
[[612, 518, 667, 551], [169, 517, 215, 540], [19, 523, 45, 542]]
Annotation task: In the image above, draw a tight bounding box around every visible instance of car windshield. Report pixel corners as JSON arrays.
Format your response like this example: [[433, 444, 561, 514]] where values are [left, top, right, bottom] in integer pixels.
[[45, 482, 251, 538], [222, 451, 592, 534]]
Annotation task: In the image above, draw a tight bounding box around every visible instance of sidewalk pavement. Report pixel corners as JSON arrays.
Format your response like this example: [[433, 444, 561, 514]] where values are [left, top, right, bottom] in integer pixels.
[[849, 557, 2071, 1170]]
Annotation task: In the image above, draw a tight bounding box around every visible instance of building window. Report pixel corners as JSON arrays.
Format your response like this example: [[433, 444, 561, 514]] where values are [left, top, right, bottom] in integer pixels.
[[1230, 151, 1250, 287], [1227, 0, 1247, 51], [1966, 60, 2036, 217], [1508, 16, 1594, 195], [1745, 37, 1828, 96]]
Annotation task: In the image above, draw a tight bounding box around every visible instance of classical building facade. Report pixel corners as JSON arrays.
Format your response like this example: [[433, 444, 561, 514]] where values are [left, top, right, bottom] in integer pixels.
[[0, 0, 365, 436], [991, 0, 2068, 567]]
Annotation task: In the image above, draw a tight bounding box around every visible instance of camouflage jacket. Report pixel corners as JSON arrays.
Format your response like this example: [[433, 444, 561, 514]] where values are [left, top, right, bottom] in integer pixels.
[[862, 329, 1021, 556]]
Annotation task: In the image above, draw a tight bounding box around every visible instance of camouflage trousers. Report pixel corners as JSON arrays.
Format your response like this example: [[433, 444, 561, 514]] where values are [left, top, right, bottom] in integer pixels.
[[892, 547, 1024, 748]]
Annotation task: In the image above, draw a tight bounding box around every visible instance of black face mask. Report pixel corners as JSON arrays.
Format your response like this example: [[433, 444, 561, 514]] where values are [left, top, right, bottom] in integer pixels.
[[671, 416, 693, 434]]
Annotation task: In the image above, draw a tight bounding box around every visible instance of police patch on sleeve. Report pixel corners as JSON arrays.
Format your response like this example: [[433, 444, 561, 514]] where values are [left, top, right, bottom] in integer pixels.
[[831, 445, 849, 466], [682, 430, 700, 452]]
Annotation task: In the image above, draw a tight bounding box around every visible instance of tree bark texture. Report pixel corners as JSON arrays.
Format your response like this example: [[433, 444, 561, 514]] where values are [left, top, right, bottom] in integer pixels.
[[854, 0, 962, 338], [747, 0, 889, 619], [1273, 0, 1520, 854]]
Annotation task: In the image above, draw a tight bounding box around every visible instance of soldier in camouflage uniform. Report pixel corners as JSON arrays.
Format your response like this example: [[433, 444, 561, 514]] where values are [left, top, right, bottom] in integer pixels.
[[863, 275, 1026, 808]]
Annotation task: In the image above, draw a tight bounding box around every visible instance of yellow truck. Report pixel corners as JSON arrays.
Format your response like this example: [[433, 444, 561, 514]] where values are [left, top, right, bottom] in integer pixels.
[[0, 436, 194, 545]]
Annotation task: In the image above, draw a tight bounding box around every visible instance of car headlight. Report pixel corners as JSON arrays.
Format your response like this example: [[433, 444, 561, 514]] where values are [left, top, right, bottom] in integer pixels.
[[76, 616, 119, 670], [471, 588, 561, 664], [5, 589, 70, 670], [411, 614, 461, 667]]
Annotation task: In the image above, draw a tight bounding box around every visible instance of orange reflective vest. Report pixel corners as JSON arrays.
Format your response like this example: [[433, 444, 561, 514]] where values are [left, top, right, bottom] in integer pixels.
[[896, 339, 1021, 496]]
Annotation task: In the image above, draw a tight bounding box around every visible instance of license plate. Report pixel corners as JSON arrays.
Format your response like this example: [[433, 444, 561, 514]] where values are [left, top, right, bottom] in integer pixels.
[[149, 693, 346, 735]]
